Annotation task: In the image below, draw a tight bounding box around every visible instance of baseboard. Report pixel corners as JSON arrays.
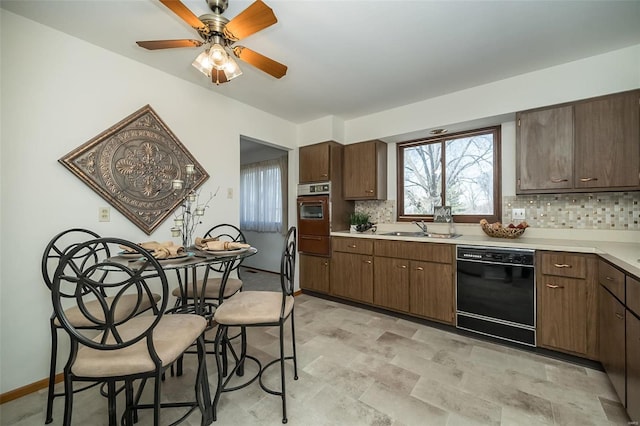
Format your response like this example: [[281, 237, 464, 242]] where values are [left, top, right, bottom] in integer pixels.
[[0, 373, 62, 405]]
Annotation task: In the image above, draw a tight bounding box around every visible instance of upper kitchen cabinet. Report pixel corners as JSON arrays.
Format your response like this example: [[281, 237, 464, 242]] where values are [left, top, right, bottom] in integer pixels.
[[343, 140, 387, 200], [299, 141, 343, 183], [516, 89, 640, 194], [517, 105, 574, 191], [574, 90, 640, 190]]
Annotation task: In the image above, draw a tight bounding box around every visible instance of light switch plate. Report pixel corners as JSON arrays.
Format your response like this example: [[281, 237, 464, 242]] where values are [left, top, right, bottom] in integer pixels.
[[512, 208, 526, 220]]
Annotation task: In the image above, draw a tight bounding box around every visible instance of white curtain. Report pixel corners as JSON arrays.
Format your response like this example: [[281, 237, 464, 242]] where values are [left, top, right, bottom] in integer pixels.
[[240, 156, 287, 233]]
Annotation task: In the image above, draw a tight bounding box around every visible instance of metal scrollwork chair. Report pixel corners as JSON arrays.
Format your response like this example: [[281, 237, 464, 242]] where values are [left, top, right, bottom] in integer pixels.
[[42, 229, 161, 424], [51, 237, 212, 426], [172, 223, 247, 309], [212, 226, 298, 424]]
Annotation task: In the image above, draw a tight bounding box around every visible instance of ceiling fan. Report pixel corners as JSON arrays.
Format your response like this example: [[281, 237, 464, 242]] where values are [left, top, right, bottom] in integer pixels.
[[137, 0, 287, 84]]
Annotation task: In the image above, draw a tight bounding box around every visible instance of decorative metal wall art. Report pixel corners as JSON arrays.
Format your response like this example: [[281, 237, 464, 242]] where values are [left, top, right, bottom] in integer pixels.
[[59, 105, 209, 235]]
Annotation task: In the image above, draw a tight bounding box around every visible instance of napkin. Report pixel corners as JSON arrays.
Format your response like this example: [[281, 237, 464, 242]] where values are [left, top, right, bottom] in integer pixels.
[[195, 237, 250, 251], [119, 241, 184, 259]]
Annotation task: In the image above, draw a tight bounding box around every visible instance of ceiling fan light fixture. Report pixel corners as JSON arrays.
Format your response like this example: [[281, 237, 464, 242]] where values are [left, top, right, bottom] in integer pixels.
[[209, 43, 228, 69], [192, 50, 213, 77], [223, 55, 243, 80]]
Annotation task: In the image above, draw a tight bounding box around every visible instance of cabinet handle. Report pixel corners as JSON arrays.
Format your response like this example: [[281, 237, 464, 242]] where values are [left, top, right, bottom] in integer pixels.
[[553, 263, 572, 268], [321, 173, 328, 177], [550, 178, 569, 183], [546, 284, 564, 289], [366, 189, 374, 193], [579, 177, 598, 182], [605, 276, 614, 281], [415, 267, 424, 271], [348, 244, 357, 248], [364, 260, 372, 264], [615, 313, 624, 320], [323, 262, 328, 267], [397, 265, 407, 269]]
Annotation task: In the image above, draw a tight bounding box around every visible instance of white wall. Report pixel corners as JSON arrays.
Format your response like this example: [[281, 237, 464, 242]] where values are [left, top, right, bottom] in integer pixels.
[[0, 11, 297, 394], [345, 44, 640, 143]]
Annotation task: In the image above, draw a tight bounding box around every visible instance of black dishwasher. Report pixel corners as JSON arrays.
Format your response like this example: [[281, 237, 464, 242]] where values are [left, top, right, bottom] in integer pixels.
[[456, 245, 536, 346]]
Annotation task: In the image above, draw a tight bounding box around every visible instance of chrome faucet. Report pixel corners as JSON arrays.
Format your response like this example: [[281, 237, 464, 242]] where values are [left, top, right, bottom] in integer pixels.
[[412, 220, 428, 233]]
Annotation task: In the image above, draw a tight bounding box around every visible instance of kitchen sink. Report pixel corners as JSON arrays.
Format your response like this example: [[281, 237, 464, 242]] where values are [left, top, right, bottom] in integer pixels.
[[380, 231, 460, 239]]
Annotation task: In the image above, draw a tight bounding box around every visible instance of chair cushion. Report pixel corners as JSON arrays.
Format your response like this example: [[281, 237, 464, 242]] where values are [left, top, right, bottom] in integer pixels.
[[54, 293, 161, 327], [213, 291, 294, 326], [71, 314, 207, 378], [171, 278, 242, 299]]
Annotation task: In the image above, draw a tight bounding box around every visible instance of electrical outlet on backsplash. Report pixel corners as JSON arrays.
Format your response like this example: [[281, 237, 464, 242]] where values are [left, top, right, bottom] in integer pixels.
[[354, 192, 640, 231]]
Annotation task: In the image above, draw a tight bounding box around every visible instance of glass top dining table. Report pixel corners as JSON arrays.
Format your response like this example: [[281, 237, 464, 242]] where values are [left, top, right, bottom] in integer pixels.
[[108, 247, 258, 320]]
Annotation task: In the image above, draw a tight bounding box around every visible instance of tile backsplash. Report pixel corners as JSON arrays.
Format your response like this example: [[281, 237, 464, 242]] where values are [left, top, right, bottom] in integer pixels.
[[355, 192, 640, 231], [503, 192, 640, 230]]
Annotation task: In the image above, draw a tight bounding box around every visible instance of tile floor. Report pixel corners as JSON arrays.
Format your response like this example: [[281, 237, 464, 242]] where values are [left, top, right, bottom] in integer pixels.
[[0, 274, 632, 425]]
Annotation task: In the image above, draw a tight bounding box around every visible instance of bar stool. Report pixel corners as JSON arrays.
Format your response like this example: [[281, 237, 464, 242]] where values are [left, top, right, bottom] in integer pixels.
[[212, 227, 298, 423]]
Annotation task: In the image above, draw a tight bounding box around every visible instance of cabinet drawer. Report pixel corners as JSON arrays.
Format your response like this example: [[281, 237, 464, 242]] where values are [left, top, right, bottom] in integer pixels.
[[628, 275, 640, 317], [374, 240, 453, 263], [598, 260, 625, 302], [540, 252, 588, 278], [332, 237, 373, 255]]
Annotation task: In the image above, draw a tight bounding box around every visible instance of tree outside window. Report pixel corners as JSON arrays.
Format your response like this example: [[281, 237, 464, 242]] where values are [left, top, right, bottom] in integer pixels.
[[398, 126, 501, 223]]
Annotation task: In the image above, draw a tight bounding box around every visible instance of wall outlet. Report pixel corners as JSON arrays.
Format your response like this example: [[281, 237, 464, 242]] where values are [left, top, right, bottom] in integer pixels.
[[227, 187, 233, 199], [512, 208, 526, 220], [98, 206, 110, 222]]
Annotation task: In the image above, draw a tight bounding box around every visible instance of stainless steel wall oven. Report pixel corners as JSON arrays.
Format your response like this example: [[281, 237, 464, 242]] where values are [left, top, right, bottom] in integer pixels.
[[456, 245, 536, 346]]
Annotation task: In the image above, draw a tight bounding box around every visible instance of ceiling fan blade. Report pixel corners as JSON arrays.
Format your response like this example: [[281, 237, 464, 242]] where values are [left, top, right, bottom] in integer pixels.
[[160, 0, 209, 35], [136, 39, 204, 50], [233, 46, 287, 79], [223, 0, 277, 41]]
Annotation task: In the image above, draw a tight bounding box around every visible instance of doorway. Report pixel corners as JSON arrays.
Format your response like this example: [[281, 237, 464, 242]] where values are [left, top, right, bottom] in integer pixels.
[[239, 136, 289, 273]]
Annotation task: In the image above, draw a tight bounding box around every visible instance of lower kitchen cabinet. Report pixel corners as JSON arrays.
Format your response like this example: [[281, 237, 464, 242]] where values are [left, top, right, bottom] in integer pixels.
[[627, 310, 640, 422], [331, 251, 373, 303], [599, 285, 626, 406], [374, 257, 410, 312], [626, 274, 640, 422], [330, 237, 374, 304], [537, 252, 598, 359], [410, 261, 454, 323], [373, 240, 455, 324], [299, 254, 330, 294]]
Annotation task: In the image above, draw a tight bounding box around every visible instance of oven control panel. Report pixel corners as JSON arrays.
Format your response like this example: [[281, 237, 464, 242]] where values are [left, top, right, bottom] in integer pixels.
[[298, 182, 331, 196]]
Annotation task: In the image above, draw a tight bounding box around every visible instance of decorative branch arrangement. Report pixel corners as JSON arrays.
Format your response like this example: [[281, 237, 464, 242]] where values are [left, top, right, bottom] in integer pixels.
[[169, 164, 218, 248]]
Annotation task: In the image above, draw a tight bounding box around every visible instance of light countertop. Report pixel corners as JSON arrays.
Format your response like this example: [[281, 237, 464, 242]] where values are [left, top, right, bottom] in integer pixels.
[[331, 225, 640, 278]]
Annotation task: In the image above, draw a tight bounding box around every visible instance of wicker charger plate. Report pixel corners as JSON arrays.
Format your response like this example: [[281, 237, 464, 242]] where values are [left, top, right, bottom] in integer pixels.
[[480, 222, 525, 239]]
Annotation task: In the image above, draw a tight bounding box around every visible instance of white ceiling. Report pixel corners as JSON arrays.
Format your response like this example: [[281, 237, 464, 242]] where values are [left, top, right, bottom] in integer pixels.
[[3, 0, 640, 124]]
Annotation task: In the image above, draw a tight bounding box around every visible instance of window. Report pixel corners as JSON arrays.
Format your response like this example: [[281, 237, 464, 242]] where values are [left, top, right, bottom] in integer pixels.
[[397, 126, 501, 223], [240, 156, 287, 232]]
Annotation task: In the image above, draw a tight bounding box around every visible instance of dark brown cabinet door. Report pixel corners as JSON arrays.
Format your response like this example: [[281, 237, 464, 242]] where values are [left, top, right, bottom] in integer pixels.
[[330, 251, 373, 303], [574, 90, 640, 189], [343, 141, 387, 200], [537, 276, 590, 356], [627, 311, 640, 423], [409, 261, 454, 324], [299, 143, 330, 183], [299, 254, 330, 294], [599, 286, 626, 406], [517, 106, 574, 192], [373, 257, 410, 312]]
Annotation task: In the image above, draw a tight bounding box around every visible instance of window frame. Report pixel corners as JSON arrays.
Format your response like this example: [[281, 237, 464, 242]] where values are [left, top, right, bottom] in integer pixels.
[[396, 126, 502, 224]]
